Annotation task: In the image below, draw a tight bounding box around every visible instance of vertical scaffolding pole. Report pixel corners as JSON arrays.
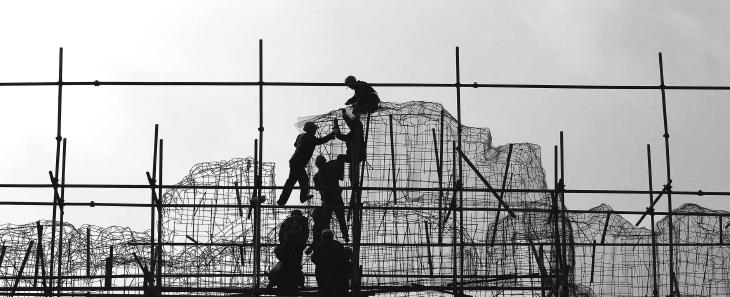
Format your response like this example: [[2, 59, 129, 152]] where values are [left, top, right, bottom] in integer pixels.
[[454, 45, 465, 294], [657, 52, 677, 295], [251, 38, 266, 295], [253, 139, 260, 295], [49, 48, 64, 290], [390, 115, 397, 204], [86, 227, 90, 277], [439, 110, 445, 244], [451, 141, 458, 295], [559, 132, 569, 297], [34, 222, 43, 287], [156, 139, 164, 288], [56, 138, 67, 296], [551, 145, 562, 295], [647, 145, 659, 297], [351, 117, 363, 296], [150, 124, 159, 284]]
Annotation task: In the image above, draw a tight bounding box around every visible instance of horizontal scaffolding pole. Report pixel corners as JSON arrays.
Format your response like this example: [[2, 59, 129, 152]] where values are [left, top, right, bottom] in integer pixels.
[[125, 241, 730, 247], [0, 285, 545, 292], [1, 183, 728, 196], [0, 272, 548, 280], [2, 80, 730, 90], [0, 201, 724, 217]]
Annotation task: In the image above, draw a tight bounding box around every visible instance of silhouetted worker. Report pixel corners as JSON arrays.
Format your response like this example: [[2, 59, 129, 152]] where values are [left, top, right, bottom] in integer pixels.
[[335, 109, 366, 164], [312, 155, 349, 243], [311, 229, 351, 296], [305, 206, 332, 255], [278, 121, 336, 206], [335, 108, 366, 219], [345, 75, 380, 115], [277, 210, 309, 288], [267, 245, 302, 293]]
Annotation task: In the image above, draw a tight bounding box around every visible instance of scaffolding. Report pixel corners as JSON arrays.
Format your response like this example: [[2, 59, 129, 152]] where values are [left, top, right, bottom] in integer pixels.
[[0, 41, 729, 296]]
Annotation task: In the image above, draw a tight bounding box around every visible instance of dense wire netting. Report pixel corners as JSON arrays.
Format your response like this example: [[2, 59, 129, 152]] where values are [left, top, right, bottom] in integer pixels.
[[0, 101, 728, 296], [303, 101, 556, 295], [0, 222, 148, 290], [570, 203, 730, 296], [161, 157, 280, 288]]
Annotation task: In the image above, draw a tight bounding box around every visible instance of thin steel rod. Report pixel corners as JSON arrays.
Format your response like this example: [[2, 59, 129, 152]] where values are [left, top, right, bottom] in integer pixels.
[[424, 221, 434, 276], [149, 124, 158, 282], [86, 227, 90, 277], [439, 110, 445, 244], [48, 47, 63, 288], [56, 138, 67, 297], [432, 128, 443, 244], [455, 46, 465, 295], [33, 222, 42, 287], [12, 241, 35, 296], [658, 52, 677, 294], [156, 139, 163, 288], [252, 139, 260, 294], [551, 145, 562, 295], [450, 141, 458, 295], [601, 213, 611, 244], [390, 115, 397, 204], [491, 144, 513, 246], [456, 147, 517, 217], [647, 144, 659, 297], [589, 240, 596, 283], [254, 38, 265, 296]]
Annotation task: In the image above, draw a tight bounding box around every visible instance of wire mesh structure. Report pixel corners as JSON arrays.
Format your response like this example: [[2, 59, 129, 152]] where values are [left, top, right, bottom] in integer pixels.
[[303, 101, 551, 295], [0, 44, 729, 296]]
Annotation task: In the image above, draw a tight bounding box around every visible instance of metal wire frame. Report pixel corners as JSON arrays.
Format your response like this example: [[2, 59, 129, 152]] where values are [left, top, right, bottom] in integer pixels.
[[1, 42, 729, 296]]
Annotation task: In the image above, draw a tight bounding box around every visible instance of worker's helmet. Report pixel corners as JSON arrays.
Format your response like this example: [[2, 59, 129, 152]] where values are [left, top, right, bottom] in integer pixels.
[[345, 75, 357, 86], [303, 122, 318, 133], [321, 229, 334, 240], [315, 155, 327, 167], [290, 209, 303, 217]]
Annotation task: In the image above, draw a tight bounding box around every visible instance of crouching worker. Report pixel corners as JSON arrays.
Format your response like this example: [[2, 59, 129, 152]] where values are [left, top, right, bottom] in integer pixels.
[[278, 121, 336, 206], [269, 210, 309, 291], [311, 229, 352, 297], [344, 75, 380, 115], [267, 245, 302, 294]]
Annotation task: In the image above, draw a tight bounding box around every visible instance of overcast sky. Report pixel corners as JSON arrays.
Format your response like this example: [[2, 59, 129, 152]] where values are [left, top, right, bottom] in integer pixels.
[[1, 1, 729, 230]]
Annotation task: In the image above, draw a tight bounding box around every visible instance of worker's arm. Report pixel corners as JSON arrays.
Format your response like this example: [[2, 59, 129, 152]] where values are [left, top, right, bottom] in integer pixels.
[[345, 95, 357, 105], [313, 132, 335, 145], [342, 109, 356, 129]]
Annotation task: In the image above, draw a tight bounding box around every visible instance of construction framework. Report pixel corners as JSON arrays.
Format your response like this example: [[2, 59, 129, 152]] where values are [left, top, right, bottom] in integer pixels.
[[0, 40, 728, 296]]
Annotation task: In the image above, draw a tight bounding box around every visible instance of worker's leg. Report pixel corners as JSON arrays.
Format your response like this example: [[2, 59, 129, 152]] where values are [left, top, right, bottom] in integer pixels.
[[295, 166, 312, 202], [330, 198, 349, 242], [277, 164, 300, 205]]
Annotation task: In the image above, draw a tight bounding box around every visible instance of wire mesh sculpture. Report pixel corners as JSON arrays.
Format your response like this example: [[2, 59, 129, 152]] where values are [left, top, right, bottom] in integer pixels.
[[0, 101, 728, 296]]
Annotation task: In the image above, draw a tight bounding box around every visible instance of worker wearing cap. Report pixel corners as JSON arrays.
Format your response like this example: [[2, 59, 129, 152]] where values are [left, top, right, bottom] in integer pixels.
[[278, 121, 337, 206], [344, 75, 380, 115]]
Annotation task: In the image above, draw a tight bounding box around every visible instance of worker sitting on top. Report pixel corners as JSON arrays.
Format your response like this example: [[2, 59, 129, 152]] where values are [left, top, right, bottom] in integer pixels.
[[344, 75, 380, 115], [278, 121, 337, 206]]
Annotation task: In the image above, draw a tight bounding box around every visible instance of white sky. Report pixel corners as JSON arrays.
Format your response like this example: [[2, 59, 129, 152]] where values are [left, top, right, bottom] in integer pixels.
[[1, 0, 729, 230]]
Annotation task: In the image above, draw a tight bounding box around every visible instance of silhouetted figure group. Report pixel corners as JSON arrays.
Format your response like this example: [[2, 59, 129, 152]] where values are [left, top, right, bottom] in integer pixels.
[[269, 75, 379, 295]]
